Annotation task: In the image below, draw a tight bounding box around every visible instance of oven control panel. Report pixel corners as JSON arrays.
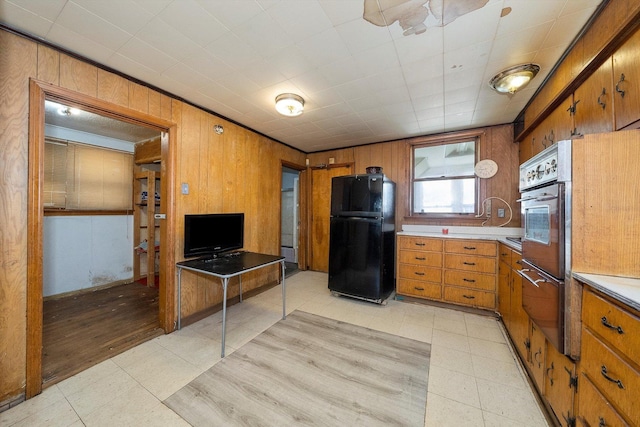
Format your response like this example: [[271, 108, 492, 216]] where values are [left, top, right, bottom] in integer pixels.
[[519, 140, 571, 192]]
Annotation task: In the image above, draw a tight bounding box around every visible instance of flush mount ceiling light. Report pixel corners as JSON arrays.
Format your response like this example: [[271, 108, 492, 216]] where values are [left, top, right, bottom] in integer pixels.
[[489, 63, 540, 94], [275, 93, 304, 117], [58, 106, 80, 116]]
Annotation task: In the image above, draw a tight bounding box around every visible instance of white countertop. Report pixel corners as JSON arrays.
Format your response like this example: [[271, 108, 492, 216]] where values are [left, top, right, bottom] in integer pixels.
[[573, 272, 640, 312], [398, 225, 523, 251]]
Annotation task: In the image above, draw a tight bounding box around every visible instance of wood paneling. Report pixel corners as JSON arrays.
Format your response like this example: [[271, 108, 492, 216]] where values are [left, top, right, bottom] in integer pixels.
[[612, 27, 640, 130], [571, 131, 640, 277], [59, 54, 97, 97], [97, 69, 129, 107], [129, 82, 149, 113], [36, 45, 59, 85], [0, 30, 37, 404], [573, 58, 614, 135]]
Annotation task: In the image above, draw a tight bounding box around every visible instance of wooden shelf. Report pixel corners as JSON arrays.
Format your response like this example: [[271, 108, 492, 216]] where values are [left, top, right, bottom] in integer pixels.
[[133, 169, 161, 286]]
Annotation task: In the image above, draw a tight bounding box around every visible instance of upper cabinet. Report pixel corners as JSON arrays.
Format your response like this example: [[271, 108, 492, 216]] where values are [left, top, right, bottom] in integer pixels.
[[573, 58, 614, 136], [612, 28, 640, 130]]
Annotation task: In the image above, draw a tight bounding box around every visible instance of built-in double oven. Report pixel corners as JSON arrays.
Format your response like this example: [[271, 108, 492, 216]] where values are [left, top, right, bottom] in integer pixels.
[[518, 140, 572, 355]]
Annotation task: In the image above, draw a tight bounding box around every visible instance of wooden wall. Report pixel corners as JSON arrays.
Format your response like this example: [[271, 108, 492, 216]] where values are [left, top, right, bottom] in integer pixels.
[[0, 29, 304, 405], [307, 123, 519, 230]]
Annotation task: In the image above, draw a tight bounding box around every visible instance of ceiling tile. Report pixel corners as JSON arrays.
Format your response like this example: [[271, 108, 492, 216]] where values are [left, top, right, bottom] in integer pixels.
[[47, 23, 115, 63], [232, 10, 294, 58], [117, 36, 178, 73], [158, 0, 227, 47], [335, 16, 393, 54], [266, 0, 333, 41], [55, 2, 131, 51], [318, 0, 363, 26], [295, 27, 352, 68], [131, 0, 171, 15], [136, 17, 202, 61], [0, 1, 57, 38], [72, 0, 153, 34], [196, 0, 263, 30]]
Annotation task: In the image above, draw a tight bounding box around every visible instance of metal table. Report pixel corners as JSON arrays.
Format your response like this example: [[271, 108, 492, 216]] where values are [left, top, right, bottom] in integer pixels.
[[176, 252, 286, 357]]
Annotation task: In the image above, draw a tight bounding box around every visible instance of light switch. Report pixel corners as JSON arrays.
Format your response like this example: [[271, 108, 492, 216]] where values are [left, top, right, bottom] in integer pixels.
[[181, 183, 189, 195]]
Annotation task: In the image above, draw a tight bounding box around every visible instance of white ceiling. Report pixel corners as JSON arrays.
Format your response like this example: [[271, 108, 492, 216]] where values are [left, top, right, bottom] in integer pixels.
[[1, 0, 603, 153]]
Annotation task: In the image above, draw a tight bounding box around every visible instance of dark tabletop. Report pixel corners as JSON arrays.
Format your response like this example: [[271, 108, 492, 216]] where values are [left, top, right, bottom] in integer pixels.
[[177, 251, 284, 277]]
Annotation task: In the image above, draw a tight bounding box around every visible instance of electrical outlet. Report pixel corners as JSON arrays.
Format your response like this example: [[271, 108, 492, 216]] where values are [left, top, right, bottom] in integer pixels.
[[181, 183, 189, 195], [498, 208, 505, 218], [485, 199, 491, 217]]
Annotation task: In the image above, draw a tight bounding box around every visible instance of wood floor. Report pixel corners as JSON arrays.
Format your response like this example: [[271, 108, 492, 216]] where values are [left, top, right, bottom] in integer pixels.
[[42, 281, 163, 387], [165, 310, 431, 426]]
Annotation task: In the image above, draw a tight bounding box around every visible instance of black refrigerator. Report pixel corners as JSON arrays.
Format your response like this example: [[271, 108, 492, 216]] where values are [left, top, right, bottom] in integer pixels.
[[328, 173, 395, 303]]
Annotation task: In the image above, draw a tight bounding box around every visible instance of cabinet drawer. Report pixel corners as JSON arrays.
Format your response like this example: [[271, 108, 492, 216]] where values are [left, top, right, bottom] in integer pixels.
[[398, 250, 442, 267], [444, 270, 496, 291], [577, 374, 629, 427], [580, 329, 640, 423], [397, 278, 441, 300], [498, 244, 512, 265], [443, 286, 495, 309], [582, 289, 640, 364], [398, 236, 442, 252], [511, 251, 522, 271], [398, 264, 441, 284], [445, 239, 496, 256], [444, 254, 497, 274]]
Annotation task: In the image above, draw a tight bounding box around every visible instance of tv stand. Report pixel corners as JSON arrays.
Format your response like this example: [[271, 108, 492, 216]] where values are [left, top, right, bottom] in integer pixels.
[[176, 252, 286, 357]]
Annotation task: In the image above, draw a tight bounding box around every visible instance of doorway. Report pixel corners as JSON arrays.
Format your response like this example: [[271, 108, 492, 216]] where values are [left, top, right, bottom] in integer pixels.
[[27, 80, 177, 398], [281, 167, 300, 276]]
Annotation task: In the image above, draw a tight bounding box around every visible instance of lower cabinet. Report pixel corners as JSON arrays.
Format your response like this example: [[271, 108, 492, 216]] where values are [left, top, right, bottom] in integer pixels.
[[396, 235, 497, 310], [545, 342, 578, 426]]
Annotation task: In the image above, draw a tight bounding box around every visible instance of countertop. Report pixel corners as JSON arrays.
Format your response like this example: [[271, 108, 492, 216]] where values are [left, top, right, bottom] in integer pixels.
[[398, 225, 523, 251], [573, 272, 640, 312]]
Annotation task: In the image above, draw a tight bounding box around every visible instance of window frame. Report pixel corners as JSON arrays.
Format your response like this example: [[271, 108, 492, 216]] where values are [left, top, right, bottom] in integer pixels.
[[408, 130, 486, 220]]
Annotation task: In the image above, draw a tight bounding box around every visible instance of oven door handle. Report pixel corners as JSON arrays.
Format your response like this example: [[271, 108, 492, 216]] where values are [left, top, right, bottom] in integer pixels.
[[518, 268, 549, 288], [516, 196, 535, 202], [516, 194, 558, 202]]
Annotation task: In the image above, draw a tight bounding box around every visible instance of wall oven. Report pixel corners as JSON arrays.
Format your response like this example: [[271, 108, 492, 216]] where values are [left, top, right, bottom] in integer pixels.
[[518, 140, 572, 355]]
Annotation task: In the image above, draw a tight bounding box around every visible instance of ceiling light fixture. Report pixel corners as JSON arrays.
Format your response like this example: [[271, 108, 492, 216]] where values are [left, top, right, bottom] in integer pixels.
[[489, 63, 540, 94], [57, 106, 80, 116], [275, 93, 304, 117]]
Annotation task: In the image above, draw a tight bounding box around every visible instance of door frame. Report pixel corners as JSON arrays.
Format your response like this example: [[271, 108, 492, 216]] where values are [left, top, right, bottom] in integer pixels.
[[26, 79, 177, 398], [280, 161, 307, 270]]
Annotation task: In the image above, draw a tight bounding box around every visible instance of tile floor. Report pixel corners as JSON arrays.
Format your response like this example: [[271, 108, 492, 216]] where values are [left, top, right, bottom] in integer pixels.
[[0, 271, 550, 426]]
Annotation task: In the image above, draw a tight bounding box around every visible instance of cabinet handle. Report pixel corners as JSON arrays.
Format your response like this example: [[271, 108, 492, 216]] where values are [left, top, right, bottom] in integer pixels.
[[600, 365, 625, 389], [463, 262, 476, 266], [414, 272, 425, 276], [597, 87, 606, 109], [601, 316, 624, 334], [415, 242, 426, 246], [515, 260, 522, 265], [414, 286, 425, 291], [548, 129, 555, 145], [462, 294, 475, 299], [599, 416, 606, 427], [534, 348, 542, 367], [415, 257, 426, 261], [615, 73, 626, 98], [463, 278, 476, 283], [546, 361, 555, 386], [463, 246, 476, 250]]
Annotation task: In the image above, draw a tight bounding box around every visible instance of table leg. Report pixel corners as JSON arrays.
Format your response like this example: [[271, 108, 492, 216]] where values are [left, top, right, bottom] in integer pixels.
[[221, 277, 229, 358], [281, 261, 286, 320], [177, 268, 182, 330]]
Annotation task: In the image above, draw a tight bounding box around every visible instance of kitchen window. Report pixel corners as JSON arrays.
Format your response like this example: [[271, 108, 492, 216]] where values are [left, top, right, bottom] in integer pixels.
[[412, 138, 477, 215]]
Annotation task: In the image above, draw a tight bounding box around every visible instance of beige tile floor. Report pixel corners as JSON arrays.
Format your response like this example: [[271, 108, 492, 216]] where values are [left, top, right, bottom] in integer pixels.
[[1, 271, 550, 426]]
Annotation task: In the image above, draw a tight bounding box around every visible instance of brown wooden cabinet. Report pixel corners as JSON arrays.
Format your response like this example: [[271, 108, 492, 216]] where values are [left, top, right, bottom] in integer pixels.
[[498, 244, 530, 360], [133, 169, 160, 285], [612, 28, 640, 130], [396, 236, 497, 310], [545, 342, 577, 426], [529, 321, 547, 394], [396, 236, 443, 300], [577, 287, 640, 425], [442, 239, 497, 309], [573, 58, 614, 135]]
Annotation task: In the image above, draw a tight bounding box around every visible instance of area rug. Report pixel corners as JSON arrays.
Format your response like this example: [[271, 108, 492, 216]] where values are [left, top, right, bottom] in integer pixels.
[[164, 310, 430, 426]]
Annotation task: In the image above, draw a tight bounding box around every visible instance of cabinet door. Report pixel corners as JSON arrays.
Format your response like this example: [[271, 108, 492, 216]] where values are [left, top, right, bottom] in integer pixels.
[[547, 95, 575, 143], [576, 374, 629, 427], [573, 58, 614, 135], [510, 273, 530, 360], [529, 322, 547, 393], [545, 343, 576, 426], [613, 28, 640, 129], [498, 260, 511, 327]]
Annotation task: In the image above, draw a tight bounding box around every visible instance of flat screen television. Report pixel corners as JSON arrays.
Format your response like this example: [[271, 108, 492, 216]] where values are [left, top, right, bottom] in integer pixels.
[[184, 213, 244, 258]]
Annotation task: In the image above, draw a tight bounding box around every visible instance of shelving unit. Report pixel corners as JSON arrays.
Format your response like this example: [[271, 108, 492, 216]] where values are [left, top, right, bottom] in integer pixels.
[[133, 169, 160, 286]]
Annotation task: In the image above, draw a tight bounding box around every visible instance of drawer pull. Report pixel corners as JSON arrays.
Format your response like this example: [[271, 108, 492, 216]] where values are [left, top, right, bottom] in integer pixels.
[[463, 278, 476, 283], [415, 257, 426, 261], [415, 242, 426, 246], [462, 294, 475, 299], [600, 365, 625, 389], [463, 246, 476, 250], [515, 260, 522, 265], [598, 417, 606, 427], [600, 316, 624, 334], [414, 272, 425, 276], [463, 262, 476, 266], [414, 286, 425, 291]]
